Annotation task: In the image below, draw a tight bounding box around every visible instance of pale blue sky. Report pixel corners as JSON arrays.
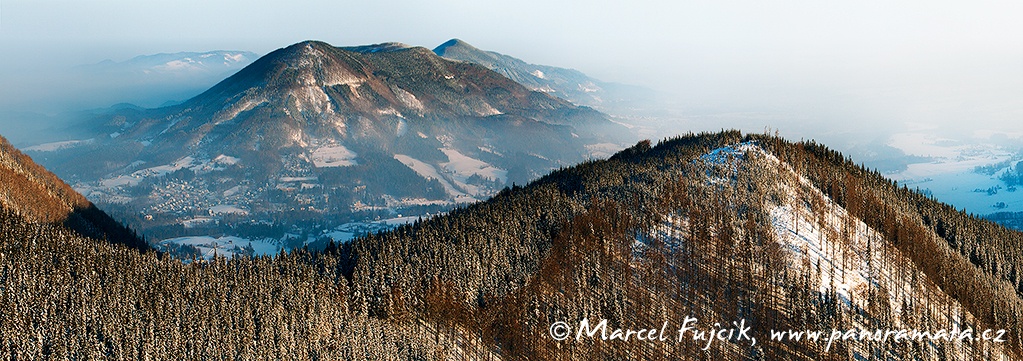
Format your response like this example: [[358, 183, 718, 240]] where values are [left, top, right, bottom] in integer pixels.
[[2, 0, 1023, 135]]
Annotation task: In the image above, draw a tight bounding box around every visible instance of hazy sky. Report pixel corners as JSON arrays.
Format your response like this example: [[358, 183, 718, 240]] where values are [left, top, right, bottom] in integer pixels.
[[2, 0, 1023, 138]]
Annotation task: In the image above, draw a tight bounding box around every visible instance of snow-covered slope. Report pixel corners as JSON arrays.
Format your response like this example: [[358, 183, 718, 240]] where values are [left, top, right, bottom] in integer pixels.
[[646, 142, 1017, 360]]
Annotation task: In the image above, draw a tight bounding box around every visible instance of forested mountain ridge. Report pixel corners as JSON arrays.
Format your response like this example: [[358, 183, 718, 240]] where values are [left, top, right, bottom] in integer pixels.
[[0, 134, 146, 250], [3, 130, 1021, 359]]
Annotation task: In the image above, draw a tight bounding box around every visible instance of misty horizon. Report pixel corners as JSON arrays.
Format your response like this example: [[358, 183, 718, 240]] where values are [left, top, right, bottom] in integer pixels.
[[2, 1, 1021, 138]]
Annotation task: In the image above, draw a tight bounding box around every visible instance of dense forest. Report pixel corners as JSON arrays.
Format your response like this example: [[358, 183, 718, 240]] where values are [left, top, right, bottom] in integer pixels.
[[1, 130, 1021, 359]]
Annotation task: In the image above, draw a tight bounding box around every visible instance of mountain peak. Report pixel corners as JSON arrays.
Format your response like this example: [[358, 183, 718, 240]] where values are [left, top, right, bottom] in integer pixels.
[[191, 40, 372, 106], [275, 40, 336, 60], [433, 38, 480, 57], [188, 39, 581, 123], [84, 38, 621, 164], [223, 41, 429, 90], [291, 39, 333, 49]]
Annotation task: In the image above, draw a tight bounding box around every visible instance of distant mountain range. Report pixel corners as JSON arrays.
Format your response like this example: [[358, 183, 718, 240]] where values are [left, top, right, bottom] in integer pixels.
[[434, 39, 660, 114], [0, 51, 260, 148], [80, 50, 259, 75], [73, 50, 260, 108], [31, 40, 633, 249]]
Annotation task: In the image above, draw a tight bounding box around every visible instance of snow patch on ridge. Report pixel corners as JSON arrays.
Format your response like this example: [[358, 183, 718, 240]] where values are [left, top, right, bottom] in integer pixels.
[[476, 102, 502, 116], [698, 142, 975, 340], [392, 86, 425, 113], [216, 97, 267, 124], [703, 143, 889, 308]]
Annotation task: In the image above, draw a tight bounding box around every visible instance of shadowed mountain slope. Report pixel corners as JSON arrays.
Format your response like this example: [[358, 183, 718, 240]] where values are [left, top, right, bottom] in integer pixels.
[[0, 134, 147, 251]]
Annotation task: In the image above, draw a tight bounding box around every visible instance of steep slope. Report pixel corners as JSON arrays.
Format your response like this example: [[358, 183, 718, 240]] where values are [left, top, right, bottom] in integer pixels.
[[31, 40, 632, 248], [434, 38, 658, 113], [0, 134, 147, 251], [4, 131, 1020, 359]]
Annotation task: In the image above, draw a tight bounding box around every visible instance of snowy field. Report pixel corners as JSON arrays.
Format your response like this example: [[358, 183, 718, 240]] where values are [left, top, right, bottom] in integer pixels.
[[310, 144, 358, 167], [158, 215, 424, 260], [885, 131, 1023, 214], [316, 215, 422, 244], [158, 235, 281, 260]]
